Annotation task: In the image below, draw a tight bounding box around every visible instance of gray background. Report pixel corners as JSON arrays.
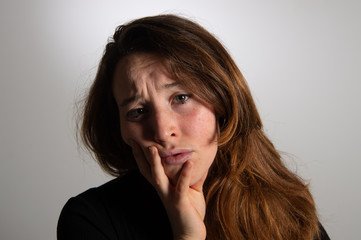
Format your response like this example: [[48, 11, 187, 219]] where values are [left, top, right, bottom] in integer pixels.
[[1, 0, 360, 239]]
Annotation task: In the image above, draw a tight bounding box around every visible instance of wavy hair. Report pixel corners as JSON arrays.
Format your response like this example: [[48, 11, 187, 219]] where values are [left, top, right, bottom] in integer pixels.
[[80, 14, 320, 239]]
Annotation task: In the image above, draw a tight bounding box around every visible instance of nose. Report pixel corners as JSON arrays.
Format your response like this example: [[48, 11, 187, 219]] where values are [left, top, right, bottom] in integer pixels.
[[152, 109, 177, 146]]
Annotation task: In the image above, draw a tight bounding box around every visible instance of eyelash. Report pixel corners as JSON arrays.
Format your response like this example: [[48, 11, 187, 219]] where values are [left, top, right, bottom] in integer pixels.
[[173, 94, 191, 104], [126, 108, 146, 120], [126, 94, 192, 120]]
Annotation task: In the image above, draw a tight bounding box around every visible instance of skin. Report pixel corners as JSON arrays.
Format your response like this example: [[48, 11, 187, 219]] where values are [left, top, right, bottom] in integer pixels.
[[112, 53, 218, 239]]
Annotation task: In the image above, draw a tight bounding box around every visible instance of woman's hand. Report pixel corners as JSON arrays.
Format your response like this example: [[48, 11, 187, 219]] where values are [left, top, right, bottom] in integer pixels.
[[130, 141, 207, 240]]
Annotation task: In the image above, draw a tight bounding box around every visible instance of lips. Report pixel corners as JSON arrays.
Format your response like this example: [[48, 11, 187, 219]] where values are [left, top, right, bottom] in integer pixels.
[[158, 149, 193, 165]]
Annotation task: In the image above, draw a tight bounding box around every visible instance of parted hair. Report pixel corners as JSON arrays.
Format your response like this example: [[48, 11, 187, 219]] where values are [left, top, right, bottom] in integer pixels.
[[80, 14, 320, 239]]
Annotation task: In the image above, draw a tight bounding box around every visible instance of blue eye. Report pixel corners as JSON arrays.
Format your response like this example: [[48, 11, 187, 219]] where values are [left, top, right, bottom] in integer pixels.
[[126, 108, 146, 120], [173, 94, 190, 104]]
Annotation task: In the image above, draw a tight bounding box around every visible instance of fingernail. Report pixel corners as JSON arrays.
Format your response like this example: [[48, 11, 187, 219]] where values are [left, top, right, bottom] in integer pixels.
[[148, 146, 155, 155]]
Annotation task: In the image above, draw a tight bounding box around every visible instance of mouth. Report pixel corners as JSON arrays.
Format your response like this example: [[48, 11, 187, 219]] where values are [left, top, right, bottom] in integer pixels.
[[158, 149, 193, 165]]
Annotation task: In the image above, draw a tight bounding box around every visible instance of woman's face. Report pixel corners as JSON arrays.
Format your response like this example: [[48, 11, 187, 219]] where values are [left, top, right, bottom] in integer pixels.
[[112, 53, 218, 186]]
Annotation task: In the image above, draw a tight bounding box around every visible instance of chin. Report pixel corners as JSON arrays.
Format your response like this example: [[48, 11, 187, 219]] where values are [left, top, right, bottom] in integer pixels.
[[164, 166, 183, 186], [164, 164, 207, 187]]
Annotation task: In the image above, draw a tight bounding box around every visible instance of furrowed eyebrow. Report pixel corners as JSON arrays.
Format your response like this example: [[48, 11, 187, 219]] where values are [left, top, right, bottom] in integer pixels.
[[119, 95, 141, 107], [163, 82, 179, 89], [119, 82, 180, 107]]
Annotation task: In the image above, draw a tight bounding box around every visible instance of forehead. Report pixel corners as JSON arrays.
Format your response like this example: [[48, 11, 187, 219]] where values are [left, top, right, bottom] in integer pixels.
[[112, 53, 178, 102], [113, 53, 171, 85]]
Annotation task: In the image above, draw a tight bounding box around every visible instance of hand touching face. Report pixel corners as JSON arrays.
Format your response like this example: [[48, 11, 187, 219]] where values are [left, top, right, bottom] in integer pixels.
[[112, 53, 218, 187]]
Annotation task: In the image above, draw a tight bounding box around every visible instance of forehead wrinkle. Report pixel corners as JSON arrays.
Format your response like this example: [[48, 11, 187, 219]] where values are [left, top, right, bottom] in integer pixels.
[[114, 53, 181, 108], [128, 59, 175, 92], [125, 53, 163, 81]]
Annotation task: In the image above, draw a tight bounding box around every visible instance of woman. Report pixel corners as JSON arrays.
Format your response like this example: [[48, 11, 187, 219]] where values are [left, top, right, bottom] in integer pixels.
[[57, 14, 330, 240]]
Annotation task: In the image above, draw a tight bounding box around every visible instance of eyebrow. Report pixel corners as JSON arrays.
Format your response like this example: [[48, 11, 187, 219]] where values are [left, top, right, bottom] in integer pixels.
[[119, 95, 141, 107], [163, 82, 179, 89], [119, 82, 180, 107]]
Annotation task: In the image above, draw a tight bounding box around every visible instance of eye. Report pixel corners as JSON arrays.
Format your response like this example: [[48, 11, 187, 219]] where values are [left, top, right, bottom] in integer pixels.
[[126, 108, 146, 120], [173, 94, 191, 104]]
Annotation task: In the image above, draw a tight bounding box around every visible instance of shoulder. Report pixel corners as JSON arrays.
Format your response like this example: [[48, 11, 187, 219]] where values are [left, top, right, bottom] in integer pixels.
[[57, 171, 172, 240], [59, 171, 155, 218], [60, 171, 146, 216], [71, 170, 148, 206]]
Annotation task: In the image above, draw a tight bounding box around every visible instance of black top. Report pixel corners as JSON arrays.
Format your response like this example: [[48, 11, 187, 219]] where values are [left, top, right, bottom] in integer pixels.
[[57, 171, 172, 240], [57, 171, 330, 240]]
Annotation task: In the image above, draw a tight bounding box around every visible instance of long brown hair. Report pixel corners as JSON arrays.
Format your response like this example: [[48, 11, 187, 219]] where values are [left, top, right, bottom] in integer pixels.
[[80, 14, 320, 239]]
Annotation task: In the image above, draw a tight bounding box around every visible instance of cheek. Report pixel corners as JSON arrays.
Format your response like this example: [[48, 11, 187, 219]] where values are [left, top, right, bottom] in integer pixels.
[[120, 120, 150, 147], [120, 121, 136, 145], [120, 124, 129, 145], [182, 108, 217, 143]]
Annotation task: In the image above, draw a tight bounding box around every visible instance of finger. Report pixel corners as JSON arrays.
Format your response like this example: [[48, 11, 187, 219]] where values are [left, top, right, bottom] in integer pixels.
[[175, 161, 193, 197], [148, 146, 169, 192], [130, 140, 151, 181]]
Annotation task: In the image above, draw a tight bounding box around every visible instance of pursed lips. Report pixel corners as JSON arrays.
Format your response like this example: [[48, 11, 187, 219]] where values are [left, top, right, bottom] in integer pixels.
[[158, 149, 193, 165]]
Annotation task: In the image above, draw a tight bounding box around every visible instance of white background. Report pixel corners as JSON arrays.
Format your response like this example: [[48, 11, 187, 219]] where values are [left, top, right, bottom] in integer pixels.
[[1, 0, 360, 239]]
